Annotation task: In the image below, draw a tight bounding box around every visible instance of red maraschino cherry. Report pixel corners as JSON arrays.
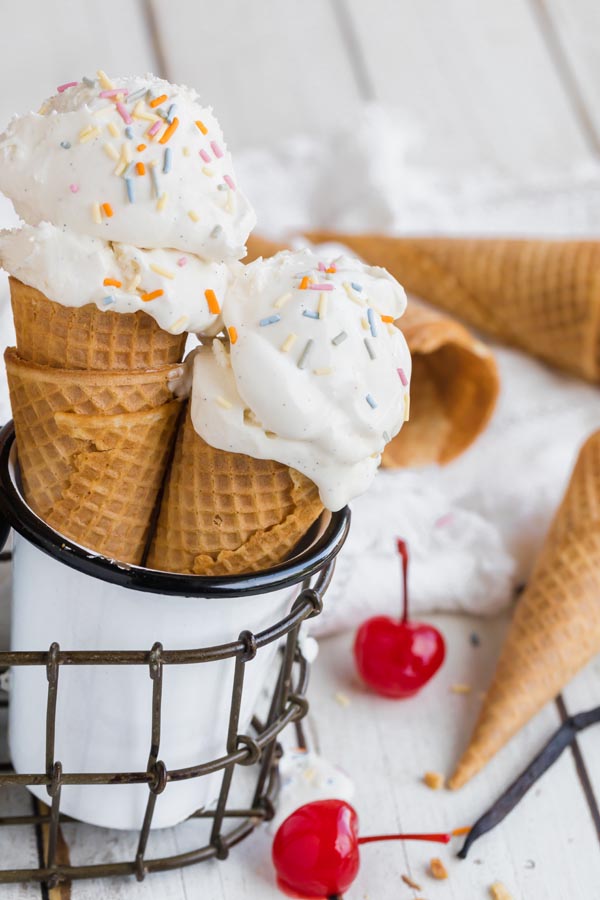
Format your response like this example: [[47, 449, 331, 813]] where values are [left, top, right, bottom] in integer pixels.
[[353, 539, 445, 698], [272, 799, 453, 898]]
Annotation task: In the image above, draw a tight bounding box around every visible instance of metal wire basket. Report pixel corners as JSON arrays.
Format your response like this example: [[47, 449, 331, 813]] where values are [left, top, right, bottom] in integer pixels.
[[0, 421, 350, 888]]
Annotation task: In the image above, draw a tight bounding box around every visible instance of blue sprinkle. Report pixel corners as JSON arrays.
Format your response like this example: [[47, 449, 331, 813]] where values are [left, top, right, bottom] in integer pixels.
[[82, 76, 95, 87], [367, 307, 377, 337], [383, 430, 390, 442], [211, 225, 223, 238], [102, 296, 114, 306], [297, 339, 314, 370], [126, 87, 147, 103], [302, 310, 319, 320], [364, 337, 376, 359], [60, 141, 71, 149], [125, 178, 135, 203], [124, 161, 136, 177], [259, 314, 281, 326], [125, 126, 134, 139], [163, 147, 172, 174], [365, 393, 378, 409], [331, 331, 347, 345], [167, 103, 177, 123], [351, 282, 363, 292]]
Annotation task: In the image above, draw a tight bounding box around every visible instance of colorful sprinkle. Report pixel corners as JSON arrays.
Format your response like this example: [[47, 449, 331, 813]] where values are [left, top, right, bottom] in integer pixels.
[[205, 289, 221, 314], [351, 282, 363, 292], [314, 367, 333, 376], [156, 191, 168, 211], [404, 393, 410, 421], [223, 174, 236, 191], [103, 143, 119, 160], [103, 278, 122, 288], [297, 339, 314, 370], [166, 103, 177, 122], [202, 166, 214, 177], [326, 266, 337, 274], [199, 148, 211, 163], [183, 146, 191, 156], [210, 141, 223, 158], [383, 430, 390, 442], [274, 292, 291, 309], [318, 262, 326, 272], [364, 338, 376, 360], [366, 394, 378, 409], [331, 331, 347, 345], [361, 317, 369, 330], [381, 315, 395, 323], [188, 210, 199, 222], [177, 256, 188, 267], [169, 315, 188, 333], [367, 308, 378, 337], [280, 333, 297, 353], [195, 120, 208, 135], [92, 202, 102, 223], [147, 120, 162, 138], [299, 276, 310, 290], [136, 161, 146, 176], [126, 87, 147, 103], [102, 202, 114, 218], [140, 289, 164, 302], [309, 283, 334, 291], [125, 126, 134, 139], [107, 122, 120, 138], [97, 70, 115, 90], [102, 296, 114, 306], [116, 102, 132, 125], [211, 225, 223, 238], [397, 368, 408, 386], [216, 396, 233, 410], [217, 182, 227, 190], [150, 263, 175, 280], [100, 88, 128, 98], [125, 178, 135, 203], [79, 125, 100, 143], [136, 143, 147, 152], [69, 183, 79, 193], [343, 282, 366, 305], [163, 147, 172, 173], [60, 141, 71, 149], [228, 326, 238, 344], [259, 314, 281, 326], [82, 76, 96, 87], [318, 294, 328, 318], [149, 163, 160, 196], [57, 81, 78, 93], [303, 310, 319, 320], [149, 93, 168, 108], [159, 117, 179, 143]]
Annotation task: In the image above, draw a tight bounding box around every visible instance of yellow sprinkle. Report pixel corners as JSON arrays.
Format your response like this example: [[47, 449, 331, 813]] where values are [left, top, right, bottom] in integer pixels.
[[450, 682, 471, 694], [150, 262, 175, 279], [123, 142, 132, 163], [169, 315, 189, 333], [103, 143, 119, 161], [79, 126, 100, 143], [107, 122, 119, 138], [334, 692, 351, 708], [387, 323, 396, 335], [126, 274, 141, 292], [314, 367, 333, 376], [183, 146, 191, 157], [97, 70, 115, 90], [274, 292, 291, 309], [225, 191, 235, 214], [156, 192, 168, 212], [93, 105, 113, 119], [216, 396, 233, 410], [202, 166, 214, 177], [361, 317, 370, 330], [343, 281, 366, 306], [188, 210, 199, 222], [132, 101, 160, 123], [280, 333, 297, 353], [92, 202, 102, 224], [404, 393, 410, 422], [318, 293, 328, 319], [37, 103, 49, 115]]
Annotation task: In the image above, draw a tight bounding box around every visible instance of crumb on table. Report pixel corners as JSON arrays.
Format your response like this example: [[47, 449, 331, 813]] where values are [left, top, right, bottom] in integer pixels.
[[450, 683, 472, 694], [490, 882, 513, 900], [429, 858, 448, 880], [423, 771, 445, 790], [401, 873, 422, 889]]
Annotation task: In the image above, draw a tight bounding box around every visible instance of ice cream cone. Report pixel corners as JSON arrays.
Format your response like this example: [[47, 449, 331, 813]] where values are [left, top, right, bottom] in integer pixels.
[[449, 431, 600, 789], [5, 348, 181, 558], [303, 234, 600, 383], [147, 406, 324, 576], [10, 277, 187, 371]]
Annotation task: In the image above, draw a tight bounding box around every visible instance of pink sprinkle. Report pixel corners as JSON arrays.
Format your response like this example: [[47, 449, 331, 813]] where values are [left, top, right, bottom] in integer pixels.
[[57, 81, 78, 93], [177, 256, 188, 267], [116, 102, 132, 125], [148, 120, 162, 137], [210, 141, 224, 159], [317, 261, 326, 271], [223, 174, 236, 191], [397, 368, 408, 386], [99, 88, 129, 98], [309, 283, 334, 291], [435, 512, 454, 529], [69, 183, 79, 193], [199, 149, 211, 163]]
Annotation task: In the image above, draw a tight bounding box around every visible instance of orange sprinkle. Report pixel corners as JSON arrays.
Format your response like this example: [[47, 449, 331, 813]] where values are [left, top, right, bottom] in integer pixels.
[[103, 278, 122, 288], [228, 326, 238, 344], [326, 266, 336, 273], [136, 162, 146, 176], [136, 143, 147, 152], [195, 120, 208, 135], [205, 289, 221, 314], [159, 117, 179, 144], [299, 276, 309, 290], [149, 94, 168, 108], [381, 315, 395, 323], [140, 289, 164, 302], [452, 826, 471, 837], [102, 202, 114, 218]]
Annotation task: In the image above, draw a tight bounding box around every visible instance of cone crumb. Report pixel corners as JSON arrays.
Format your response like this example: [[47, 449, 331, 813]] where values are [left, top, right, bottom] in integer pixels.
[[401, 873, 422, 890], [490, 883, 513, 900], [450, 683, 472, 694], [429, 858, 448, 880], [423, 771, 445, 790]]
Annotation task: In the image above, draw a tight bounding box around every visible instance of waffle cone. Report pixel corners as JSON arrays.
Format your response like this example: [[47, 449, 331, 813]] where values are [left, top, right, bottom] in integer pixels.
[[9, 277, 186, 370], [6, 347, 181, 550], [449, 431, 600, 789], [147, 407, 324, 575], [303, 234, 600, 382], [246, 236, 499, 466]]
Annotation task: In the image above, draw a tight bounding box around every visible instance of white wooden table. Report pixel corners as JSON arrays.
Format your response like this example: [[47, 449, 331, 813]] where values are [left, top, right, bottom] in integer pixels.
[[1, 2, 599, 898]]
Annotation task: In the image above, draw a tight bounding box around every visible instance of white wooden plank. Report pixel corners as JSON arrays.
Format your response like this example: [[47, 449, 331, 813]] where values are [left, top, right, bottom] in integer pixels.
[[560, 654, 600, 818], [0, 1, 155, 132], [344, 0, 597, 174], [150, 0, 362, 150]]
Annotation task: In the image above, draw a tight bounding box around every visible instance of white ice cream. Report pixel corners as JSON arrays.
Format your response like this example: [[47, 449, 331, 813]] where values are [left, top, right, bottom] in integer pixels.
[[0, 222, 229, 334], [187, 249, 412, 511], [0, 73, 255, 260]]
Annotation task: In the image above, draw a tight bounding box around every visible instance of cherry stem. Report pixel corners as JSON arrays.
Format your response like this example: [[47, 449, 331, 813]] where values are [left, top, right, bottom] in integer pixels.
[[358, 832, 451, 846], [396, 538, 409, 624]]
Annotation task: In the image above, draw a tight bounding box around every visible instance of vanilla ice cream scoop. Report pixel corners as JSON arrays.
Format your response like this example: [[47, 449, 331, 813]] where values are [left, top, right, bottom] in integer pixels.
[[0, 223, 229, 335], [0, 72, 255, 260], [187, 249, 412, 510]]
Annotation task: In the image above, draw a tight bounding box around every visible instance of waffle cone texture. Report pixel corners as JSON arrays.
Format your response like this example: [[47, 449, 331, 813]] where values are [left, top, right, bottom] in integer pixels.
[[147, 407, 324, 576], [449, 431, 600, 789]]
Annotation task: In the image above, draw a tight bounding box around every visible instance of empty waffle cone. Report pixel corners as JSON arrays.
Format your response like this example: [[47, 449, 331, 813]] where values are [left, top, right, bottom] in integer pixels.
[[6, 347, 181, 531], [304, 234, 600, 382], [449, 431, 600, 789], [246, 235, 499, 466], [9, 277, 186, 370], [147, 406, 324, 576]]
